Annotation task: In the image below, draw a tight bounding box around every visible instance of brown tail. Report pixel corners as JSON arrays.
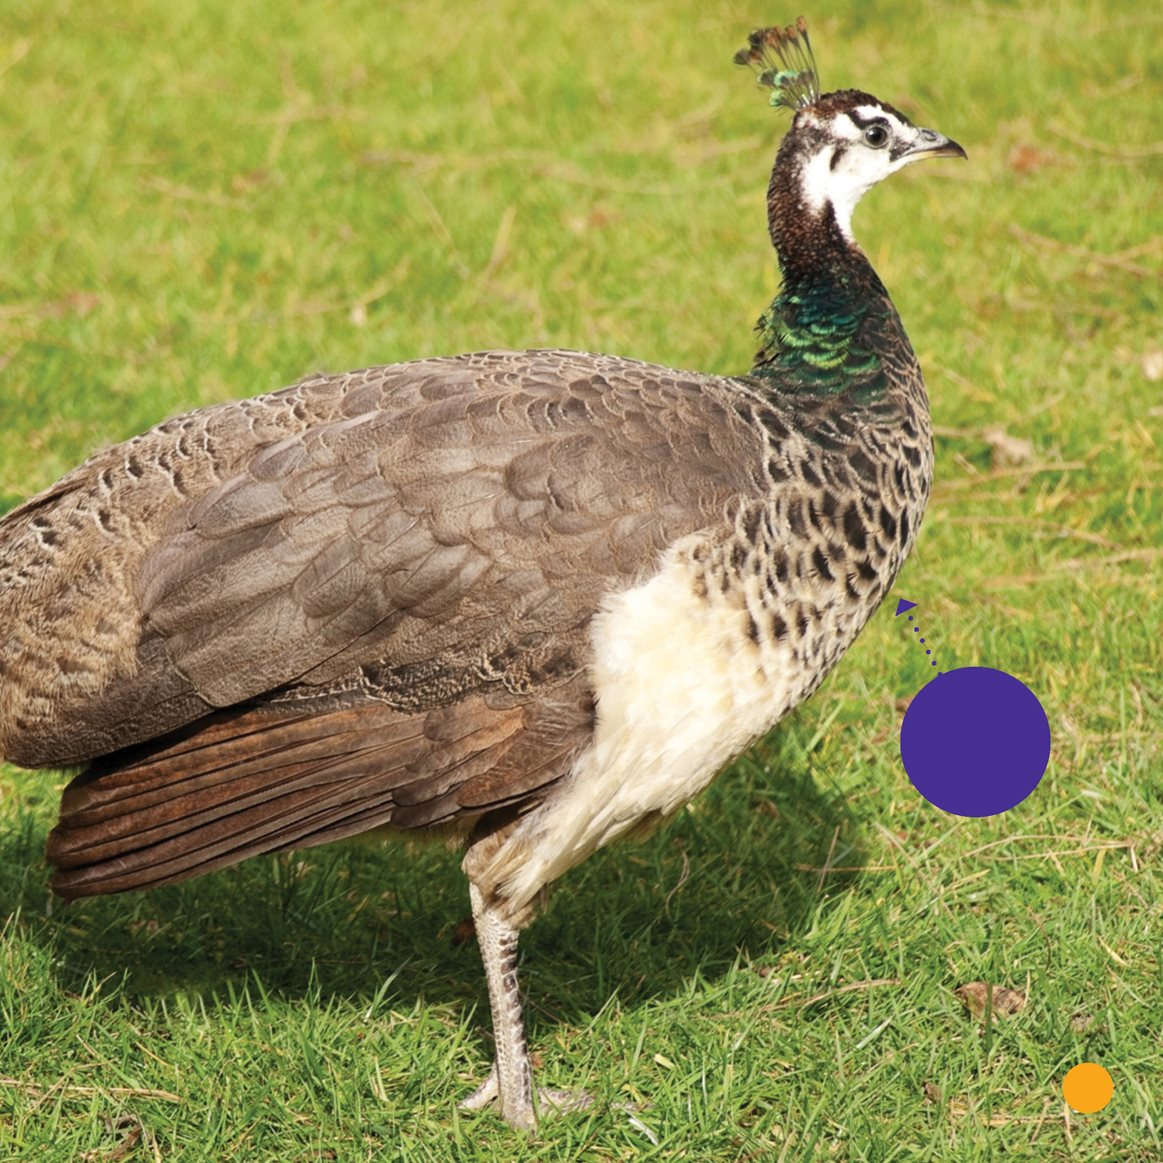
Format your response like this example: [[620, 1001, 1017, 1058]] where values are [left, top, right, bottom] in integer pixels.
[[46, 697, 530, 898]]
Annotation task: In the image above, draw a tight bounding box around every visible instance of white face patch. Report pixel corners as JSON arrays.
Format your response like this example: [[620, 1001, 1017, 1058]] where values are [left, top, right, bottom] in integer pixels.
[[798, 103, 931, 241]]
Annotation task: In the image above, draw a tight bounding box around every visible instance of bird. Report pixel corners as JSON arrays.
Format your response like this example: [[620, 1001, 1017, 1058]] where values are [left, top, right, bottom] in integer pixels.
[[0, 18, 964, 1130]]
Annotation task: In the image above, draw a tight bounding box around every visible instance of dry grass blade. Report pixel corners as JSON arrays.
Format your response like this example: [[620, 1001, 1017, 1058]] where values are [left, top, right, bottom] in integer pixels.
[[0, 1078, 182, 1103], [1009, 224, 1162, 277]]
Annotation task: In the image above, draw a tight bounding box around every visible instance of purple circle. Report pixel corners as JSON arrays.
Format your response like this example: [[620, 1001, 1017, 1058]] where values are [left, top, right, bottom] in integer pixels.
[[900, 667, 1050, 817]]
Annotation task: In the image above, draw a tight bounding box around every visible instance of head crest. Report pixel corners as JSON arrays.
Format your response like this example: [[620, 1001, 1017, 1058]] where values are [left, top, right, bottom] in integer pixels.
[[733, 17, 819, 112]]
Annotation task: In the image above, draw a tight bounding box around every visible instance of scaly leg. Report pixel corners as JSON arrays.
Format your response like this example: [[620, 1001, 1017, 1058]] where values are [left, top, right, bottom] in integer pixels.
[[459, 883, 593, 1129], [462, 882, 536, 1128]]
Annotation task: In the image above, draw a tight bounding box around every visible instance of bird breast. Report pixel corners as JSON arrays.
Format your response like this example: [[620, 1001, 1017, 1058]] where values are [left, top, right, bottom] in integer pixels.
[[471, 529, 811, 913]]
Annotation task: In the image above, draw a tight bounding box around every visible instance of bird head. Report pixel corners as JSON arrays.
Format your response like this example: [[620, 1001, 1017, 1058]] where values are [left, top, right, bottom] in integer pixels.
[[736, 18, 966, 241]]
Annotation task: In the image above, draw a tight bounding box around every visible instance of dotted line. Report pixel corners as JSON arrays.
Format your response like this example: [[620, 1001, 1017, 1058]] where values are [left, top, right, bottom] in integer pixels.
[[906, 615, 938, 667]]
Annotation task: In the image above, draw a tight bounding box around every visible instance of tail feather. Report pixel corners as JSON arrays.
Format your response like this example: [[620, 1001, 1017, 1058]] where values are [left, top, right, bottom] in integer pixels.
[[46, 697, 528, 898]]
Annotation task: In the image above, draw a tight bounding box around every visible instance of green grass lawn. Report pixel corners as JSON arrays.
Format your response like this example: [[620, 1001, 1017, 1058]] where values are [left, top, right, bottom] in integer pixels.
[[1, 0, 1159, 1159]]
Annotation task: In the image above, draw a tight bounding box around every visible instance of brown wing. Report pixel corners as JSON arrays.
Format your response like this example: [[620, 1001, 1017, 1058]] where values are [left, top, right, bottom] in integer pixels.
[[37, 349, 765, 895], [47, 676, 595, 898], [136, 350, 756, 708]]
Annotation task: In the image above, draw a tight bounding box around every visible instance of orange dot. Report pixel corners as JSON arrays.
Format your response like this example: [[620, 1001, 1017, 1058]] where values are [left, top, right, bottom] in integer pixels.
[[1062, 1062, 1113, 1113]]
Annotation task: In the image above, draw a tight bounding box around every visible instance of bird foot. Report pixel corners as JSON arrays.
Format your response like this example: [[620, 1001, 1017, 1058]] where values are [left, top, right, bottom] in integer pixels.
[[457, 1065, 500, 1112], [458, 1064, 593, 1125], [536, 1087, 595, 1117]]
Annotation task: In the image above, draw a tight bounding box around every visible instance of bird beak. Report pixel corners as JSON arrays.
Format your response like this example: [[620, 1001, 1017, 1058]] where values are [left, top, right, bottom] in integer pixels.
[[905, 127, 967, 161]]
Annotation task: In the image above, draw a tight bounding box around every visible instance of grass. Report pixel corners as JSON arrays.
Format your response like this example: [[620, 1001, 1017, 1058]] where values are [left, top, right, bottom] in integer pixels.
[[1, 0, 1159, 1158]]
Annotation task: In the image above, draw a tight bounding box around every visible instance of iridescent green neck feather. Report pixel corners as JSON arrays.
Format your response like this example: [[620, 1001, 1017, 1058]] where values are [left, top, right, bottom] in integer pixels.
[[751, 274, 888, 397]]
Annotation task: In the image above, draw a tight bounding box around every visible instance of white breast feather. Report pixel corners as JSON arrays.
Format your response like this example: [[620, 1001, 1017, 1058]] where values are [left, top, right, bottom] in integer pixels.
[[483, 539, 798, 911]]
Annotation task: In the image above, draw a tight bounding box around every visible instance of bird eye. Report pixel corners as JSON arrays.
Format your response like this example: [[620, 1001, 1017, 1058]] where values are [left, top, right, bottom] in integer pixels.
[[864, 123, 889, 148]]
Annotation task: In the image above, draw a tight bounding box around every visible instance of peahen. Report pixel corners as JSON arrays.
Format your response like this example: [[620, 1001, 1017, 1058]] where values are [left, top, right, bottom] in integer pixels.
[[0, 19, 964, 1128]]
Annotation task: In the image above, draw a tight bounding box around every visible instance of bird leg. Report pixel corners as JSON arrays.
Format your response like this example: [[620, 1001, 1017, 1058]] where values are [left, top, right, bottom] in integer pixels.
[[462, 881, 536, 1128], [460, 882, 593, 1129]]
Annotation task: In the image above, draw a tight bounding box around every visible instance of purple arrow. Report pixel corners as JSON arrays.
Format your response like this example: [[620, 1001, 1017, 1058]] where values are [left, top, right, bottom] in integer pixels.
[[895, 599, 918, 616]]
